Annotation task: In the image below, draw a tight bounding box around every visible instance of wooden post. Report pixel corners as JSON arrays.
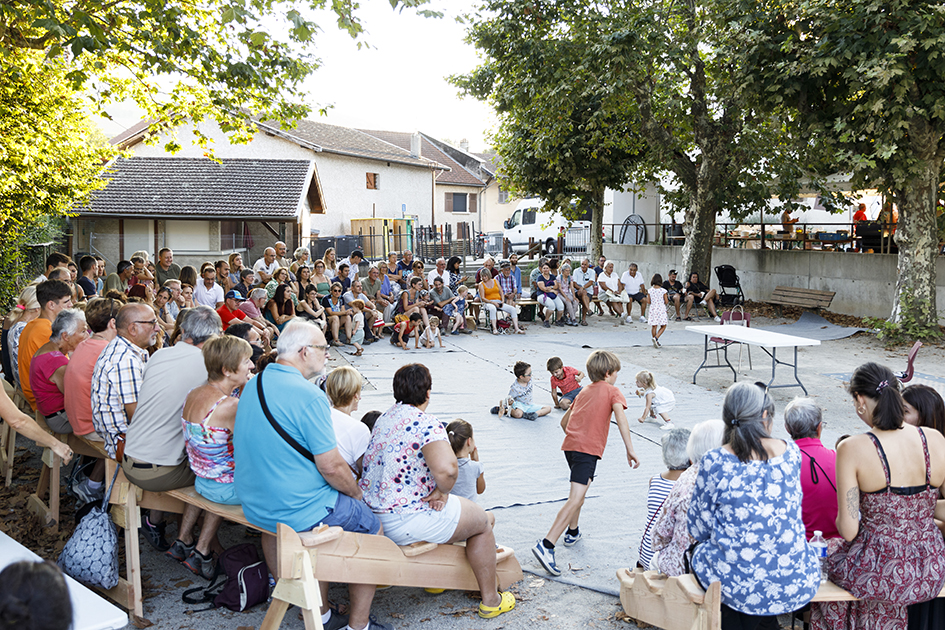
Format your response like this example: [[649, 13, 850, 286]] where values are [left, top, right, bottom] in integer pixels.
[[503, 238, 509, 259], [557, 236, 564, 255], [528, 238, 535, 259]]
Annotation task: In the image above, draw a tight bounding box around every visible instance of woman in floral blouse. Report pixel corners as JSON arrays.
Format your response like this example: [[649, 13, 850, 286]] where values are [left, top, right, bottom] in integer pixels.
[[688, 382, 820, 627], [359, 364, 516, 619]]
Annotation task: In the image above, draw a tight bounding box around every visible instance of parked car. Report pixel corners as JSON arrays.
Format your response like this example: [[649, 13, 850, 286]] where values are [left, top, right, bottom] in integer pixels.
[[503, 198, 591, 255]]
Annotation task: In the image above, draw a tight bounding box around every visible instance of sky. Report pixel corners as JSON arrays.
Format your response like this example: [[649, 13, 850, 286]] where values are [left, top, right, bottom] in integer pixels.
[[96, 0, 498, 153]]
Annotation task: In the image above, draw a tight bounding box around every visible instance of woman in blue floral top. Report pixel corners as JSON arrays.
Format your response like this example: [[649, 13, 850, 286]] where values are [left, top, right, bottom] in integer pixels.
[[360, 363, 516, 619], [688, 382, 820, 627]]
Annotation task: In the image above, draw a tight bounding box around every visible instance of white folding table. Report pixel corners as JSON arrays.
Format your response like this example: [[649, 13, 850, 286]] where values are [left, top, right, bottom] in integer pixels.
[[686, 325, 821, 394], [0, 529, 128, 630]]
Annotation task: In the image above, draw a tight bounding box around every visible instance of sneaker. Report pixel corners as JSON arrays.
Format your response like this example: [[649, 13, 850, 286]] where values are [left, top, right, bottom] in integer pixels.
[[556, 318, 566, 327], [361, 617, 393, 630], [700, 300, 707, 307], [166, 538, 195, 562], [714, 316, 722, 323], [563, 531, 582, 547], [523, 411, 538, 421], [490, 406, 500, 415], [452, 330, 460, 335], [183, 549, 215, 580], [656, 338, 662, 348], [324, 609, 350, 630], [652, 337, 658, 348], [626, 316, 634, 324], [140, 513, 170, 552], [639, 316, 647, 323], [532, 541, 562, 576], [660, 421, 677, 431], [73, 477, 104, 507], [543, 320, 550, 328]]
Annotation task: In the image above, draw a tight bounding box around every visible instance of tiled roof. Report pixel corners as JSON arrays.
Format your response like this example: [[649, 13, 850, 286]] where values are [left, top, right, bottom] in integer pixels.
[[472, 151, 500, 176], [359, 130, 486, 188], [259, 119, 437, 169], [79, 157, 310, 219]]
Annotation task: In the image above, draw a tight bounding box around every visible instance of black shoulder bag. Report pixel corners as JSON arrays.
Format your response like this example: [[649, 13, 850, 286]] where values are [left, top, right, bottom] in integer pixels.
[[256, 368, 315, 463]]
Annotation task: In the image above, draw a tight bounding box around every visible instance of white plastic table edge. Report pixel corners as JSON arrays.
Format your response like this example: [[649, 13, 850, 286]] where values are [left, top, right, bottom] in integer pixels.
[[685, 325, 821, 347], [0, 529, 129, 630]]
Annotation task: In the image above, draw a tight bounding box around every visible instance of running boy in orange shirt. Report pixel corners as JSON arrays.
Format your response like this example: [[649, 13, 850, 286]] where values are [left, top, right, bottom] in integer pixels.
[[532, 349, 640, 576]]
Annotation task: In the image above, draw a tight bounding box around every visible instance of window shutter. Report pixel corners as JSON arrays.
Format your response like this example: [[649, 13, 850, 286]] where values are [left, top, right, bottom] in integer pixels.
[[469, 194, 477, 213], [445, 192, 453, 213]]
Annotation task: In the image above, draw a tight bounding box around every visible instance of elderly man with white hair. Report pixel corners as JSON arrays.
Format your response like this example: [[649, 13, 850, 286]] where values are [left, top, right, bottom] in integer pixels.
[[239, 287, 279, 339], [427, 257, 449, 287], [784, 397, 839, 540], [235, 319, 393, 630]]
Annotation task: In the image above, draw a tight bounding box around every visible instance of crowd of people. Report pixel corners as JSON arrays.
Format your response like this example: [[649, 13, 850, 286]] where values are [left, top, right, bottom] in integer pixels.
[[5, 247, 943, 630]]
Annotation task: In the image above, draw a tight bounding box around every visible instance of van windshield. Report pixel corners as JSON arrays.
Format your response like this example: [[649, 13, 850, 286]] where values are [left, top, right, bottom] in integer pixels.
[[508, 210, 521, 228]]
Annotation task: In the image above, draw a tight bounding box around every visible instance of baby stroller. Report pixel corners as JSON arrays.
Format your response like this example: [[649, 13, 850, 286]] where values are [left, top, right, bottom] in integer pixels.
[[714, 264, 745, 307]]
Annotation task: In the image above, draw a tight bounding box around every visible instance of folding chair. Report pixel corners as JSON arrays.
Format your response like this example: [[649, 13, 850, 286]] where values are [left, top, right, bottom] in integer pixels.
[[714, 264, 745, 307], [709, 305, 752, 372]]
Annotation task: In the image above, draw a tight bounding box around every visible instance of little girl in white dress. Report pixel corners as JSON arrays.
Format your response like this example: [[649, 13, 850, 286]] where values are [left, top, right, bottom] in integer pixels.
[[647, 274, 669, 347]]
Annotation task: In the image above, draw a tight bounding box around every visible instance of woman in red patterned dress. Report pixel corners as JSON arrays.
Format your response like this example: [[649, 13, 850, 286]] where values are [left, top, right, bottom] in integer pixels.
[[812, 363, 945, 630]]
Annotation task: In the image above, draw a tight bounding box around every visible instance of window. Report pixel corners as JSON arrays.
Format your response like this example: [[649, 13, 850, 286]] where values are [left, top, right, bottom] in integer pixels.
[[523, 209, 537, 225], [452, 193, 468, 213], [498, 188, 510, 204], [366, 173, 379, 189], [445, 192, 478, 213]]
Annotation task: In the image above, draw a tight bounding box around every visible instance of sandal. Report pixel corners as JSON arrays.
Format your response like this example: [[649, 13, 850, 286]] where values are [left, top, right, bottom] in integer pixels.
[[479, 591, 516, 618], [683, 316, 693, 321]]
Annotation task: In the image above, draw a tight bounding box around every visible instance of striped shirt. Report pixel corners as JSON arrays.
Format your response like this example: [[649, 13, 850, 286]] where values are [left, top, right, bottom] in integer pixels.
[[90, 335, 149, 458], [638, 474, 677, 570]]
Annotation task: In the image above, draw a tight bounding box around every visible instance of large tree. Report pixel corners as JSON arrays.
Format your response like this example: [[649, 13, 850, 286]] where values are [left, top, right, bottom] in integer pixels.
[[717, 0, 945, 330], [0, 50, 113, 302], [459, 0, 832, 279], [1, 0, 436, 148], [454, 0, 646, 259]]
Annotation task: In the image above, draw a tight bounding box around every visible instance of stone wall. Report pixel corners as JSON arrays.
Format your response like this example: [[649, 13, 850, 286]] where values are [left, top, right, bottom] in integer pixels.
[[603, 243, 945, 320]]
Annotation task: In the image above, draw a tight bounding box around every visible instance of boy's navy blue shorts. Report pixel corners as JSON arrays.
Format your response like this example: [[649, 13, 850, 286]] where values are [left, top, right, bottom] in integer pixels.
[[564, 450, 599, 485], [561, 387, 583, 402]]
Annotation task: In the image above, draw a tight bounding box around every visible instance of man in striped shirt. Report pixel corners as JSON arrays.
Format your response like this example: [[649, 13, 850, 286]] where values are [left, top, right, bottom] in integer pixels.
[[90, 303, 159, 459]]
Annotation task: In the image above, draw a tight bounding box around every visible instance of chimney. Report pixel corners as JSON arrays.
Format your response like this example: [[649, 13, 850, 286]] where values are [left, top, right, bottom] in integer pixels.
[[410, 133, 421, 157], [460, 138, 469, 152]]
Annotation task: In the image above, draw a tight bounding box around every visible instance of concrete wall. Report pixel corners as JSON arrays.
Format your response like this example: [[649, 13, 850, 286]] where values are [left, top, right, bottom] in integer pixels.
[[603, 243, 945, 319], [435, 183, 485, 233], [478, 180, 515, 233]]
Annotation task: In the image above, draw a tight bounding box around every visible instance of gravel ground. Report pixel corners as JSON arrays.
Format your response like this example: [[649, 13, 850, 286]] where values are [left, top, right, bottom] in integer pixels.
[[2, 309, 942, 630]]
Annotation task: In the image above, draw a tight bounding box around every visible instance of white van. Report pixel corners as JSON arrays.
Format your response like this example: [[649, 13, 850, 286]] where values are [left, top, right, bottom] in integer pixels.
[[503, 198, 591, 255]]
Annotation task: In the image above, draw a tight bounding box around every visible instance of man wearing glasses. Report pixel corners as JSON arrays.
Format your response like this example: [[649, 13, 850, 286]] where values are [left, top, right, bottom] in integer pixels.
[[235, 320, 392, 630], [91, 303, 160, 460]]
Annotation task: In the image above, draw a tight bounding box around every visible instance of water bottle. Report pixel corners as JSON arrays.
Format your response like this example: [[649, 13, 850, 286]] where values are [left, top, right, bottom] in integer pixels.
[[810, 530, 828, 583]]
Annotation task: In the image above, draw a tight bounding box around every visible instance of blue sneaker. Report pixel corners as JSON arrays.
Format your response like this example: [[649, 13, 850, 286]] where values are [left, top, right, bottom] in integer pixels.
[[532, 540, 562, 576], [563, 531, 582, 547]]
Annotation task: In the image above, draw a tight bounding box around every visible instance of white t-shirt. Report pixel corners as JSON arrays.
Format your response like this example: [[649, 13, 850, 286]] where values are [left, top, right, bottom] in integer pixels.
[[646, 386, 676, 411], [330, 407, 371, 473], [453, 458, 484, 502], [343, 258, 361, 282], [252, 258, 279, 285], [193, 281, 224, 308], [620, 271, 646, 295], [572, 267, 596, 289], [352, 311, 364, 334], [598, 271, 620, 293], [427, 268, 449, 287]]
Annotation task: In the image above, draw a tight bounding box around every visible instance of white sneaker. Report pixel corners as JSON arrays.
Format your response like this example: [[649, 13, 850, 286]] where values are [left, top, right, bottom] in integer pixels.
[[639, 316, 647, 323], [660, 421, 676, 431], [700, 300, 707, 307], [626, 316, 634, 324], [652, 337, 658, 348], [714, 316, 722, 323]]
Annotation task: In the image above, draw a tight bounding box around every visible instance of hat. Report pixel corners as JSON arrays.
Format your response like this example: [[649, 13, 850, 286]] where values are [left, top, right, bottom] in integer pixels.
[[500, 260, 511, 269], [224, 290, 246, 301]]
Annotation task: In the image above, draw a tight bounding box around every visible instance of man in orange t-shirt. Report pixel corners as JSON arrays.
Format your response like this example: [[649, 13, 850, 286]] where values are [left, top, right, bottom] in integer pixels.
[[18, 280, 74, 410], [532, 349, 640, 577]]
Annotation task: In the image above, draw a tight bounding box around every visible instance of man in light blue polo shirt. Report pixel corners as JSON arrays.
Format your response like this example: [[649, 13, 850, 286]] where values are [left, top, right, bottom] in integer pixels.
[[235, 319, 391, 630]]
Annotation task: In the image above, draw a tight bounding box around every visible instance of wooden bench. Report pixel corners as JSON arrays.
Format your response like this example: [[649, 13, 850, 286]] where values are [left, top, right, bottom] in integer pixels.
[[261, 522, 523, 630], [616, 567, 945, 630], [768, 286, 835, 316]]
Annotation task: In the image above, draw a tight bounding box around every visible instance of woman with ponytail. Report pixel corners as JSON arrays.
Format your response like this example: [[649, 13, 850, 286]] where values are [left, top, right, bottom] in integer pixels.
[[812, 363, 945, 630], [688, 381, 820, 628]]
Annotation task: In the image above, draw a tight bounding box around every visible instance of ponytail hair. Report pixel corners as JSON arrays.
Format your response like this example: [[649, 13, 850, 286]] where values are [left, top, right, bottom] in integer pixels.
[[722, 382, 774, 463], [446, 419, 473, 455], [849, 362, 903, 431]]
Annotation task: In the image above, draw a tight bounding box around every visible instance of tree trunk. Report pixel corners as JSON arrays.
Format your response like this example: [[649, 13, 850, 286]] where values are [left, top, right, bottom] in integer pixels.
[[680, 159, 722, 282], [590, 187, 605, 260], [891, 153, 940, 328]]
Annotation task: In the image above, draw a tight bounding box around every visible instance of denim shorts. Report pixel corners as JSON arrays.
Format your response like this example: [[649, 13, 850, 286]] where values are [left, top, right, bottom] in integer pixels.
[[195, 476, 240, 505], [307, 493, 381, 535], [561, 387, 583, 402]]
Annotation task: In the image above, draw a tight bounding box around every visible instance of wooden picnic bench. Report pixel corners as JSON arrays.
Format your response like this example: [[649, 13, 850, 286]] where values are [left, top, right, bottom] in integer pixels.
[[616, 567, 945, 630], [262, 523, 523, 630], [768, 286, 836, 316]]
